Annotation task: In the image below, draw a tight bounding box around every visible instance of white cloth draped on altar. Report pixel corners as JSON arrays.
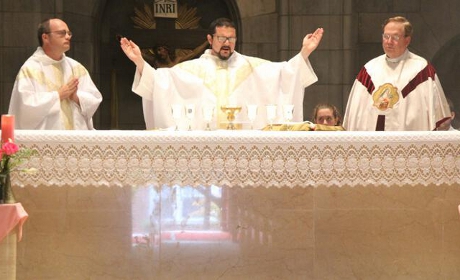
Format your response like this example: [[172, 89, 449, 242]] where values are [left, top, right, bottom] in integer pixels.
[[13, 130, 460, 188]]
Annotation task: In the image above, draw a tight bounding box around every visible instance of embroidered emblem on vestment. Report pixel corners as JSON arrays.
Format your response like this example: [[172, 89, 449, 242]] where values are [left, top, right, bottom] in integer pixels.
[[372, 83, 399, 111]]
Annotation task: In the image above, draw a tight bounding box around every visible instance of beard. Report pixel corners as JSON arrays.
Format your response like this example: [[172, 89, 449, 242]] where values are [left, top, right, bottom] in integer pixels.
[[214, 46, 233, 60]]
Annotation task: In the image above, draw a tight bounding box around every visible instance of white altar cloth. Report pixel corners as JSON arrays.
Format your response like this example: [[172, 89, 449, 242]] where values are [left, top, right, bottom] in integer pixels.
[[13, 130, 460, 188]]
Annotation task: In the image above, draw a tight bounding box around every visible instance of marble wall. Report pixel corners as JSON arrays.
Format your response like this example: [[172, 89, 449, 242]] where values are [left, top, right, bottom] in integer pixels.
[[10, 183, 460, 279]]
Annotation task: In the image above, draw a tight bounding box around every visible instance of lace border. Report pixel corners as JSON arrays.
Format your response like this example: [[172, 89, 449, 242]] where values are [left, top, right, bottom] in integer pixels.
[[13, 130, 460, 187]]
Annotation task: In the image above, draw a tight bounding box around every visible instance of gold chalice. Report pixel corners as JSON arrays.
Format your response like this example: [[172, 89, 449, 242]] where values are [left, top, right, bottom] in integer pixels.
[[220, 105, 242, 130]]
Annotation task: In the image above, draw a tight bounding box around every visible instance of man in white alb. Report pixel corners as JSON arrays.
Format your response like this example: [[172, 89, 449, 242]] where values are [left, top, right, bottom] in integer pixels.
[[9, 18, 103, 130], [120, 18, 324, 130], [342, 16, 450, 131]]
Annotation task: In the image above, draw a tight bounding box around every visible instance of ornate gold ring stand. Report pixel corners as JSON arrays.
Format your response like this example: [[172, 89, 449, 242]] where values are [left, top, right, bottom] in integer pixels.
[[220, 106, 242, 130]]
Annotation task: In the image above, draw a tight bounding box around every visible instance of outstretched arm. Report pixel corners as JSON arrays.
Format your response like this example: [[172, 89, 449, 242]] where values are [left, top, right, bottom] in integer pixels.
[[120, 37, 146, 74], [300, 28, 324, 61]]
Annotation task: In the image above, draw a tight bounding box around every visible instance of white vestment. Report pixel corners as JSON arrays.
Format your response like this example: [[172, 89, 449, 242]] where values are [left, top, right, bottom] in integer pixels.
[[9, 47, 103, 130], [134, 50, 318, 130], [343, 50, 451, 131]]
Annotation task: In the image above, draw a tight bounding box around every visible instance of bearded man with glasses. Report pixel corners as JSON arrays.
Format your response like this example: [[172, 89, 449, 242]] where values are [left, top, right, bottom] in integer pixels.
[[8, 18, 102, 130], [120, 17, 323, 130], [343, 16, 451, 131]]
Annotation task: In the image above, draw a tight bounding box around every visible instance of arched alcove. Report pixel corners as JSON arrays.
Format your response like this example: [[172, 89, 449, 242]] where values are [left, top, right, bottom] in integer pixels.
[[97, 0, 241, 129], [432, 35, 460, 128]]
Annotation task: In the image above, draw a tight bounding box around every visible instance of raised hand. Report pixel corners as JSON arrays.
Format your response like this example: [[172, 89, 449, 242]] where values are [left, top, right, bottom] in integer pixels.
[[120, 37, 145, 70], [301, 28, 324, 60]]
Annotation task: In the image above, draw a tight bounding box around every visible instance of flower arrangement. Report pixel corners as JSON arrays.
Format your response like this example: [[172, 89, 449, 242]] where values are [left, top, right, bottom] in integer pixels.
[[0, 140, 36, 204]]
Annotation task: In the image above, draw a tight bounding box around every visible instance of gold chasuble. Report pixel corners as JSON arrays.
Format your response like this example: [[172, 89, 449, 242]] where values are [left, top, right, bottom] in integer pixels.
[[51, 63, 74, 130], [8, 47, 103, 130], [135, 49, 319, 130], [179, 54, 266, 129], [214, 60, 230, 127]]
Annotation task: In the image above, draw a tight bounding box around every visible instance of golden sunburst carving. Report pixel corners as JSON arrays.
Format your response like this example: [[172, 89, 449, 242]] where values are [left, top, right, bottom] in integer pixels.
[[131, 3, 201, 30], [130, 2, 208, 68], [132, 4, 156, 29]]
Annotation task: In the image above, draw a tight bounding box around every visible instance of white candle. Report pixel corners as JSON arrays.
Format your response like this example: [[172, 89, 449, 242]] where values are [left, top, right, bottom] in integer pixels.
[[171, 104, 183, 120], [266, 105, 277, 122]]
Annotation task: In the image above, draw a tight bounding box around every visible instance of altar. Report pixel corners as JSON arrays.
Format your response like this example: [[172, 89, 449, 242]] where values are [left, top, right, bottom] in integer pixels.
[[10, 130, 460, 279]]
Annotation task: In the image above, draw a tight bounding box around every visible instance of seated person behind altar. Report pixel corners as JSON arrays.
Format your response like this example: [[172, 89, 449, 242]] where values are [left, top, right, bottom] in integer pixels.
[[312, 103, 342, 126], [8, 18, 103, 130], [342, 16, 450, 131], [120, 17, 324, 130], [437, 98, 458, 131]]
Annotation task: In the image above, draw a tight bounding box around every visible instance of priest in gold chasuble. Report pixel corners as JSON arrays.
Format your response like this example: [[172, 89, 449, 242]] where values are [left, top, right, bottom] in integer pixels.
[[9, 18, 102, 130], [121, 18, 324, 130]]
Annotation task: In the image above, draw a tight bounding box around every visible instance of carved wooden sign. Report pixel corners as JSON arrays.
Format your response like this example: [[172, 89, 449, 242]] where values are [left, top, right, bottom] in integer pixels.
[[154, 0, 178, 18]]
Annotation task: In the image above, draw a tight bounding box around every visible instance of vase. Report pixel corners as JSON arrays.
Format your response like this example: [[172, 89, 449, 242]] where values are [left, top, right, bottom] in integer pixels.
[[0, 172, 16, 204]]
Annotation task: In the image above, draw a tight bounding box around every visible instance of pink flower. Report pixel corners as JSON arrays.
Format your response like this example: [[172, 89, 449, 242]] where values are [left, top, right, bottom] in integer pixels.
[[2, 142, 19, 156]]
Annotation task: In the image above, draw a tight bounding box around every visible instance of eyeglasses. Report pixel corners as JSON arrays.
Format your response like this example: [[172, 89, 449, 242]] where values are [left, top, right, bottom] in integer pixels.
[[382, 33, 403, 42], [46, 30, 73, 37], [214, 35, 236, 43]]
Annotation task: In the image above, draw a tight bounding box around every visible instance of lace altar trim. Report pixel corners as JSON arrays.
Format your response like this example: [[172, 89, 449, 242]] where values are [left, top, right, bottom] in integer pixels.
[[13, 130, 460, 188]]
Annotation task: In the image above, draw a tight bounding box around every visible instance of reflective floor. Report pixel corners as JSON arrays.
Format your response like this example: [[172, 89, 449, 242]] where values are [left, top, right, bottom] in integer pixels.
[[8, 183, 460, 279]]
